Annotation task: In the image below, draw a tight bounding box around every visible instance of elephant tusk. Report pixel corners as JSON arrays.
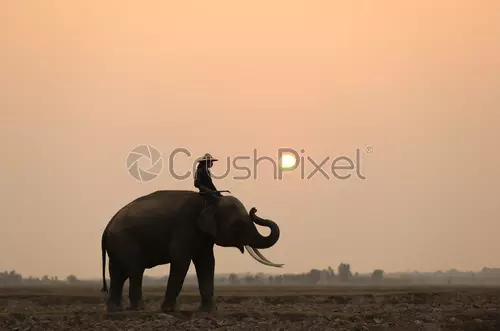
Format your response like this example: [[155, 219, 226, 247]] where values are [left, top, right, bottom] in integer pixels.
[[248, 247, 284, 268], [252, 247, 275, 264], [244, 245, 284, 268], [244, 246, 274, 266]]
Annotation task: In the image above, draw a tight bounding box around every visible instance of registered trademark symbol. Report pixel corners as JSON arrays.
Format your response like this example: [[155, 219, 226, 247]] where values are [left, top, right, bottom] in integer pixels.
[[365, 146, 373, 154]]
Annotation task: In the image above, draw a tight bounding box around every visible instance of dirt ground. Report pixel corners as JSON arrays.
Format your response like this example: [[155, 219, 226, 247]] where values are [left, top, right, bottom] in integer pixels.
[[1, 285, 499, 330]]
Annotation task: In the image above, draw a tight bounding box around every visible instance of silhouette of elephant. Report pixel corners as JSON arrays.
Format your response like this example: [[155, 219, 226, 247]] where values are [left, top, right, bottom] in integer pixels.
[[100, 190, 283, 312]]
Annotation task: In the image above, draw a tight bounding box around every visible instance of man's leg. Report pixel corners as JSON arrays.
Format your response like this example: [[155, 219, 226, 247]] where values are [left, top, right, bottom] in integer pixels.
[[206, 191, 219, 206], [198, 192, 219, 221]]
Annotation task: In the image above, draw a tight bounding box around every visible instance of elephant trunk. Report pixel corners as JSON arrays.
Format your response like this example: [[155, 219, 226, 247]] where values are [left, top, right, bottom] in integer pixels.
[[248, 207, 280, 249]]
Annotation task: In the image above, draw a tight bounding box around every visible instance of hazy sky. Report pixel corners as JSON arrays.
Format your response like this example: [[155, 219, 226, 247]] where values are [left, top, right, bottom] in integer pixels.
[[1, 1, 499, 279]]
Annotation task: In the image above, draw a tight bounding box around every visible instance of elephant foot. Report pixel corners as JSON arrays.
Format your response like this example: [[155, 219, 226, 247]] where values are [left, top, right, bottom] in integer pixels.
[[198, 301, 217, 313], [126, 300, 145, 311], [106, 301, 123, 313], [160, 300, 179, 313]]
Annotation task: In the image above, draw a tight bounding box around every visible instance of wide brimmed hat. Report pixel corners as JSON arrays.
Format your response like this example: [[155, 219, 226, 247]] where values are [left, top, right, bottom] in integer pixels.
[[196, 153, 218, 162]]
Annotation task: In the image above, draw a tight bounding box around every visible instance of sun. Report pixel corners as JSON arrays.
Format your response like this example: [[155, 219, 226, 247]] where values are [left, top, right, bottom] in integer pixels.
[[280, 153, 297, 170]]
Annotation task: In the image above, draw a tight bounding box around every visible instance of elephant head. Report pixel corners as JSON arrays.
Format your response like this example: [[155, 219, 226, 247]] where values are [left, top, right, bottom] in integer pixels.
[[197, 196, 284, 268]]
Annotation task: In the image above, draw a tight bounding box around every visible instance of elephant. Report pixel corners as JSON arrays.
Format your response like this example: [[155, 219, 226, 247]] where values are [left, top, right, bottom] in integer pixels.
[[100, 189, 283, 312]]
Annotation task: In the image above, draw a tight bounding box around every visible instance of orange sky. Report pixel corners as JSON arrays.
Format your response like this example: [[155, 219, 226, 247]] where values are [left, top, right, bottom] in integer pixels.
[[1, 0, 499, 278]]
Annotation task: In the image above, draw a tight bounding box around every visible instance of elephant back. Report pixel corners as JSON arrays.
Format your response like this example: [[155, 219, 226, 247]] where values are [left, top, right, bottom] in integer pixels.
[[107, 190, 206, 233]]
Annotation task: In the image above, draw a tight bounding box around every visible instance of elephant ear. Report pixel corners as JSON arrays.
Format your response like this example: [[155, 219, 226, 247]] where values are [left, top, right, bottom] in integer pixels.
[[197, 208, 218, 238]]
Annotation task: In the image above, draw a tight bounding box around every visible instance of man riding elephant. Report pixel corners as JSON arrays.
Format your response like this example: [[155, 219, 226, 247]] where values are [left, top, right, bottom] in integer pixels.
[[194, 153, 222, 210], [99, 152, 284, 313]]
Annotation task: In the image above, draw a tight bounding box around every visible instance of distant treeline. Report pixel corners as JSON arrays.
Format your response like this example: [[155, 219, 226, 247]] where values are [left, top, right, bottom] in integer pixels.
[[3, 265, 500, 287], [0, 270, 79, 286]]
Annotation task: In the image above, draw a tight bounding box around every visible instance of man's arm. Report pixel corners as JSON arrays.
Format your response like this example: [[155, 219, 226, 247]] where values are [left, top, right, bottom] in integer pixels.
[[195, 182, 213, 193]]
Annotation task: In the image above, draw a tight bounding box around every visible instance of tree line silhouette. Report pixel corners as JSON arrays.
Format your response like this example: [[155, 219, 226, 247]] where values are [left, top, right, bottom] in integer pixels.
[[0, 270, 80, 286], [2, 265, 500, 287]]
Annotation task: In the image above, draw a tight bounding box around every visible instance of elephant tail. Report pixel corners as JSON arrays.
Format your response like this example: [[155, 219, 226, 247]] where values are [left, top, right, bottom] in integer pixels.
[[101, 227, 108, 293]]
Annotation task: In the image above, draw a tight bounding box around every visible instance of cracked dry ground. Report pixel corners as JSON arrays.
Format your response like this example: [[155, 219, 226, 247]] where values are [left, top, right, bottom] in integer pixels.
[[1, 286, 500, 330]]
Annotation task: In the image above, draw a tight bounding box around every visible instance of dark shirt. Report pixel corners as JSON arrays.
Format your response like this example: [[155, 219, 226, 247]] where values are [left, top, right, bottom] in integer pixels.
[[194, 164, 217, 192]]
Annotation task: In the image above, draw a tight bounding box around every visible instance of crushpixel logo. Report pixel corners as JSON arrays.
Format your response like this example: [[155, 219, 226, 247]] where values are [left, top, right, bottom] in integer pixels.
[[126, 145, 163, 182], [124, 145, 372, 182]]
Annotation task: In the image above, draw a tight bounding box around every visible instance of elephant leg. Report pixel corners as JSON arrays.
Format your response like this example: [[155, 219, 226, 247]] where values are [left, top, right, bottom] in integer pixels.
[[127, 269, 145, 311], [160, 259, 191, 313], [192, 246, 216, 312], [107, 259, 128, 312]]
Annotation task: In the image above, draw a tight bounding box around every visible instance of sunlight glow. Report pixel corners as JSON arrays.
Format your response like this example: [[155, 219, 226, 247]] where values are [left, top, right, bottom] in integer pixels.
[[280, 153, 297, 170]]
